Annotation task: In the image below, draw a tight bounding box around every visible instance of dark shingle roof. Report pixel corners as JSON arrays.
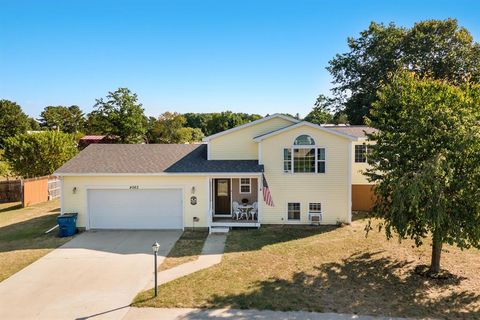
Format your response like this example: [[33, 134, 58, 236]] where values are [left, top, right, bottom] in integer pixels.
[[325, 125, 377, 138], [54, 144, 263, 175]]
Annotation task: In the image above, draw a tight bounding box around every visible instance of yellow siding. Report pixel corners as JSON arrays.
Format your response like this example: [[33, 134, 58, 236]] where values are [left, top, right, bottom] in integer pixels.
[[260, 125, 351, 225], [62, 175, 209, 229], [352, 141, 375, 185], [209, 117, 294, 160]]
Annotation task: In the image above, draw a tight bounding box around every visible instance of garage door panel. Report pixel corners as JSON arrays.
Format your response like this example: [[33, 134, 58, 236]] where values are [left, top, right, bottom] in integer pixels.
[[88, 189, 183, 229]]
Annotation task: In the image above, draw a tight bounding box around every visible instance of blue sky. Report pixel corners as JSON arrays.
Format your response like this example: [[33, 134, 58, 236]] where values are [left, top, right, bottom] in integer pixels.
[[1, 0, 479, 118]]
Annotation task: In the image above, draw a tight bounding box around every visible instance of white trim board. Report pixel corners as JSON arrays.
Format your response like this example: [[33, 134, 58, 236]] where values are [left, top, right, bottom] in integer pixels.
[[202, 113, 300, 142], [55, 172, 263, 177]]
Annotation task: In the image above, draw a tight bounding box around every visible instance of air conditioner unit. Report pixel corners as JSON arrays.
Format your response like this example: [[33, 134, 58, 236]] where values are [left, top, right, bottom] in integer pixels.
[[309, 213, 322, 225]]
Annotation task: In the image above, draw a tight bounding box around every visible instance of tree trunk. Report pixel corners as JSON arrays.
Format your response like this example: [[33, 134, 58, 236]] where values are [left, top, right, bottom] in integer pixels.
[[430, 234, 443, 274]]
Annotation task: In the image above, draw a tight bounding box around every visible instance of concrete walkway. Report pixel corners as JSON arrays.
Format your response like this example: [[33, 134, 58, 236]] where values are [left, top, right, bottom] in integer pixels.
[[145, 233, 227, 290], [124, 308, 413, 320]]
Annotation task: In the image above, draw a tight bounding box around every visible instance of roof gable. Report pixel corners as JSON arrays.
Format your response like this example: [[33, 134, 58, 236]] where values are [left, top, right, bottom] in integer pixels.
[[202, 113, 299, 142], [253, 122, 360, 142]]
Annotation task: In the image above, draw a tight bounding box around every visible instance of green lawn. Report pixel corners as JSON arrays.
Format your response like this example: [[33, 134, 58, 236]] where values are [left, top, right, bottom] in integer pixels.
[[0, 200, 73, 282], [133, 218, 480, 319], [159, 230, 208, 271]]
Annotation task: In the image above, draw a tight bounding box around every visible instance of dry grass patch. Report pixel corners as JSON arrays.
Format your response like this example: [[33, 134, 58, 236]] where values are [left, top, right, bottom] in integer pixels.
[[0, 200, 73, 282], [134, 217, 480, 319], [158, 230, 208, 271]]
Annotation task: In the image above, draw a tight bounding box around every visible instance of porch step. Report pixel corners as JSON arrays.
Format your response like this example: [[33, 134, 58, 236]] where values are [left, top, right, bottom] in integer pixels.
[[209, 226, 230, 234]]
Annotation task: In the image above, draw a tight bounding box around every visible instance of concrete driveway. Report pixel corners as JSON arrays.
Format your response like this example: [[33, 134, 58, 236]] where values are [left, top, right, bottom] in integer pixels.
[[0, 230, 181, 320]]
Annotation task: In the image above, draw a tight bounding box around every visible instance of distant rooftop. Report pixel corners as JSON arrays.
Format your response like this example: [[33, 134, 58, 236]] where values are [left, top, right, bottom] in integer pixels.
[[79, 135, 107, 140], [325, 125, 377, 138]]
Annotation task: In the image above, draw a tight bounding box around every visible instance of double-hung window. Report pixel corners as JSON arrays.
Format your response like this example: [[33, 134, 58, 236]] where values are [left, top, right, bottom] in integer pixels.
[[287, 202, 301, 221], [283, 149, 292, 173], [309, 203, 322, 214], [239, 178, 251, 194], [283, 135, 326, 174], [355, 144, 368, 163], [317, 148, 326, 173]]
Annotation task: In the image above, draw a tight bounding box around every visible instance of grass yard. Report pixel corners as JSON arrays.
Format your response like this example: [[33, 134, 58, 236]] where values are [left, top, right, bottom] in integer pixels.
[[134, 217, 480, 319], [159, 230, 208, 271], [0, 200, 73, 282]]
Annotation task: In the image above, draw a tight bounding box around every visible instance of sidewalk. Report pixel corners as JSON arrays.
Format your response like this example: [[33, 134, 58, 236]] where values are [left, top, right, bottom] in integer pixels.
[[124, 307, 413, 320], [144, 233, 227, 290]]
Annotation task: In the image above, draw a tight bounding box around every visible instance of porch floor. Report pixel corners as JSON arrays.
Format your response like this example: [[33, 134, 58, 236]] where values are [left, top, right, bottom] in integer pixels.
[[213, 217, 259, 223], [211, 216, 260, 228]]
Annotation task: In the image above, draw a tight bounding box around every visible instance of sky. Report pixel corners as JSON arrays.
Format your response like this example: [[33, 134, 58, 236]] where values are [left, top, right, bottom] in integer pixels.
[[1, 0, 479, 119]]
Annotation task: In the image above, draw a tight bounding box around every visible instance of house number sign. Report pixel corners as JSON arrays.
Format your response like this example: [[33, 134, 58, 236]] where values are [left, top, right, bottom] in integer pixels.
[[129, 185, 139, 189]]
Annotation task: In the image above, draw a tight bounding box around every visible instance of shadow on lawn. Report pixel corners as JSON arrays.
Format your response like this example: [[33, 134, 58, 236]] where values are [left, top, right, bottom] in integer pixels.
[[0, 202, 22, 213], [225, 225, 338, 253], [0, 212, 63, 251], [202, 251, 479, 320]]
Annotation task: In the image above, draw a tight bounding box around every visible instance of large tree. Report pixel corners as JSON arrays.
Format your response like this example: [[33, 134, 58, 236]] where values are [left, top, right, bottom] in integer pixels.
[[304, 95, 334, 124], [184, 112, 261, 136], [328, 19, 480, 124], [0, 150, 12, 178], [147, 112, 203, 144], [206, 111, 261, 136], [184, 113, 214, 136], [3, 131, 78, 178], [39, 105, 85, 133], [90, 88, 147, 143], [0, 100, 31, 148], [365, 73, 480, 274]]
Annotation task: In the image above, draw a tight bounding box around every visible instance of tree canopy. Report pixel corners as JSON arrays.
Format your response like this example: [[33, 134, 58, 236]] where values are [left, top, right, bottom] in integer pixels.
[[184, 112, 261, 136], [304, 95, 334, 124], [328, 19, 480, 124], [3, 131, 78, 178], [147, 112, 204, 144], [0, 99, 31, 148], [89, 88, 147, 143], [39, 105, 85, 133], [365, 73, 480, 274]]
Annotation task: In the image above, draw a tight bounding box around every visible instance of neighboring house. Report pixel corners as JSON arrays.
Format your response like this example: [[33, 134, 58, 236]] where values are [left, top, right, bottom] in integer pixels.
[[54, 114, 376, 231], [78, 135, 116, 149]]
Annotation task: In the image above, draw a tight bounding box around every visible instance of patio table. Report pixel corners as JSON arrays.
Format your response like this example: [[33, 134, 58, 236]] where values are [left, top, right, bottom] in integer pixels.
[[238, 204, 253, 220]]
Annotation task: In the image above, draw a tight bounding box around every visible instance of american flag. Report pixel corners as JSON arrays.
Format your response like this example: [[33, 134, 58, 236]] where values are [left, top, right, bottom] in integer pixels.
[[262, 173, 275, 207]]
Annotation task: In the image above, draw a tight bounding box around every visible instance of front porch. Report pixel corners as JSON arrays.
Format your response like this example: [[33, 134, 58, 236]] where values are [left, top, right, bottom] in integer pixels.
[[209, 176, 262, 229], [211, 216, 260, 228]]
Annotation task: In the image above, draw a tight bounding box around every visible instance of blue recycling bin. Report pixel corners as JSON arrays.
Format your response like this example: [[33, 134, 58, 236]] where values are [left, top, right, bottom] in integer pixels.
[[57, 213, 78, 237]]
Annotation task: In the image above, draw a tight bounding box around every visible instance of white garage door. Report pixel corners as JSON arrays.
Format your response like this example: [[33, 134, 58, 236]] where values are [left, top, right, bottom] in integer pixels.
[[88, 189, 183, 229]]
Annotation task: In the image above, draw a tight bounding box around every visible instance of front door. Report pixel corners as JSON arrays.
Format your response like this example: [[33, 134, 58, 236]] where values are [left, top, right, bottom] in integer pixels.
[[214, 179, 231, 214]]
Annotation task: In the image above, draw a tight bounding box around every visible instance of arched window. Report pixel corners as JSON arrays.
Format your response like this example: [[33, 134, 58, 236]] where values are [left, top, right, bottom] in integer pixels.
[[283, 135, 326, 174], [294, 135, 315, 145]]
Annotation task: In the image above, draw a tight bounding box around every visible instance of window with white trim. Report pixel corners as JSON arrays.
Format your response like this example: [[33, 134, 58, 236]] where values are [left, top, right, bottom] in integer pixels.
[[287, 202, 301, 220], [309, 203, 322, 214], [283, 135, 326, 174], [317, 148, 326, 173], [283, 148, 292, 173], [239, 178, 251, 194], [355, 144, 368, 163]]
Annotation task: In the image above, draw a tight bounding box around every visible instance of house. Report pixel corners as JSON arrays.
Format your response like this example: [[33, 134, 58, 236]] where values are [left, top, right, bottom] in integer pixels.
[[78, 135, 116, 149], [54, 114, 376, 231]]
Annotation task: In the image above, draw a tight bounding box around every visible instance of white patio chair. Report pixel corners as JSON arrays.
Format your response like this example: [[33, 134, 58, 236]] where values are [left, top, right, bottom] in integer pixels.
[[232, 201, 241, 220], [249, 202, 258, 221]]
